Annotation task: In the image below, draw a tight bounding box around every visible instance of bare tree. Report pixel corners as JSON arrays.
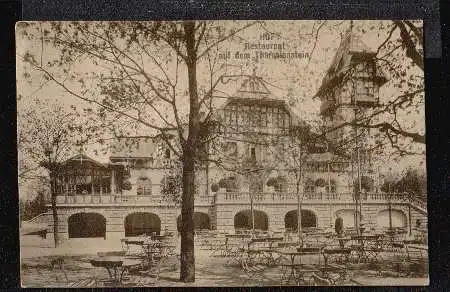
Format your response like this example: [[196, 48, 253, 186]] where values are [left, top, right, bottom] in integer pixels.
[[17, 20, 260, 282], [18, 99, 84, 247]]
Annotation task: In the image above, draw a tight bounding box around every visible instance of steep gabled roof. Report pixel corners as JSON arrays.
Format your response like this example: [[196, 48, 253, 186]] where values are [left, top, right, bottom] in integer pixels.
[[62, 154, 106, 168], [233, 74, 271, 98], [215, 74, 303, 127], [315, 30, 388, 99]]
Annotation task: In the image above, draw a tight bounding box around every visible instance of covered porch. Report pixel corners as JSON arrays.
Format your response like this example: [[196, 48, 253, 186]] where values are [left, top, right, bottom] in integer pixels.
[[53, 154, 124, 199]]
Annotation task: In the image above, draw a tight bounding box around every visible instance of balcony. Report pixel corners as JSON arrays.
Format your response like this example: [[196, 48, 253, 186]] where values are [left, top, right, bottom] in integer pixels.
[[51, 191, 424, 210], [214, 192, 419, 205], [53, 193, 215, 206]]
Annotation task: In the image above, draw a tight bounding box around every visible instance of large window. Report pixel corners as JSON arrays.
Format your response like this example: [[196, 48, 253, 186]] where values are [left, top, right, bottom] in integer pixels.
[[164, 149, 171, 159], [355, 79, 375, 101], [261, 106, 268, 127], [355, 61, 375, 78], [326, 179, 337, 193], [223, 104, 290, 132], [137, 176, 152, 196]]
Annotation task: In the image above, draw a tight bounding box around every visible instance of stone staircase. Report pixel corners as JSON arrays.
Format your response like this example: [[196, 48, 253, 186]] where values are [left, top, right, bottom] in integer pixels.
[[21, 212, 53, 233]]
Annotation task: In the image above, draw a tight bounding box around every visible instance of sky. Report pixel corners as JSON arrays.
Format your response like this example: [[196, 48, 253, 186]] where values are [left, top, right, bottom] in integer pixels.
[[16, 20, 426, 185]]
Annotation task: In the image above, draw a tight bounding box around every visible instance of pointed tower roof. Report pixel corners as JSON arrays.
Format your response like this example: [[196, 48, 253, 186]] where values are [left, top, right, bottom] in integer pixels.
[[315, 28, 388, 99]]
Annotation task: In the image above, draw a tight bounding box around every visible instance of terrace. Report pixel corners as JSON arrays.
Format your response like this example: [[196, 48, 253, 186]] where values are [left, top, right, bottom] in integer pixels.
[[52, 191, 425, 213]]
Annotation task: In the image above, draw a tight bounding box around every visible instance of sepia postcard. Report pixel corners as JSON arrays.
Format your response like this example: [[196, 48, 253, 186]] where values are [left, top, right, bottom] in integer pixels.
[[17, 20, 428, 287]]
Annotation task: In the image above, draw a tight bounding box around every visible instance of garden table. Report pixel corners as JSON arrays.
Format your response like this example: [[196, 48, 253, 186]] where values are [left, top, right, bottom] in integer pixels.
[[224, 234, 252, 265], [247, 237, 284, 265], [349, 235, 383, 263], [276, 249, 321, 285], [90, 256, 142, 285], [322, 247, 352, 266], [121, 238, 147, 251]]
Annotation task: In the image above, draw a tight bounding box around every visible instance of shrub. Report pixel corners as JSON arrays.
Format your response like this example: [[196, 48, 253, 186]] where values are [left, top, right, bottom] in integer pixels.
[[315, 178, 326, 187], [211, 183, 219, 192]]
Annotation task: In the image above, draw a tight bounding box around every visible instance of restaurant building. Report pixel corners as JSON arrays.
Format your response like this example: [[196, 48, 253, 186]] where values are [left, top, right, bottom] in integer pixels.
[[26, 32, 427, 242]]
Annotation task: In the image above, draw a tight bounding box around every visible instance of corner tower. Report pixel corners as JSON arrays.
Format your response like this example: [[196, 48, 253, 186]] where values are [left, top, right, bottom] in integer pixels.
[[315, 29, 388, 180]]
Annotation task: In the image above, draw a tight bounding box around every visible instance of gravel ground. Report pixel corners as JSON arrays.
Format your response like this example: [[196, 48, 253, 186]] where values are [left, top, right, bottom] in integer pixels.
[[20, 235, 429, 287]]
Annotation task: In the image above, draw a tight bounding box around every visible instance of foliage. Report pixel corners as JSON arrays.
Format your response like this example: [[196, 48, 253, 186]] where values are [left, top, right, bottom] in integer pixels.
[[17, 21, 264, 282], [381, 168, 427, 199], [121, 180, 132, 191], [20, 191, 47, 221], [266, 177, 278, 187], [317, 21, 425, 158], [16, 20, 426, 281], [17, 99, 85, 182], [210, 183, 219, 193], [315, 178, 326, 188], [218, 177, 238, 190], [353, 176, 375, 192]]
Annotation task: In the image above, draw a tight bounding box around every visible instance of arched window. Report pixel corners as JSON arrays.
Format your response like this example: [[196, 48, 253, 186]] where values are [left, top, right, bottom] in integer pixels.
[[137, 176, 152, 196], [177, 212, 211, 232], [125, 212, 161, 237], [234, 210, 268, 231], [376, 209, 407, 228], [284, 210, 317, 230], [68, 213, 106, 238]]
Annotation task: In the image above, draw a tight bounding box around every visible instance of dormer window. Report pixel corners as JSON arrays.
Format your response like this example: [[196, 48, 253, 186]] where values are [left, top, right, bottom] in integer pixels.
[[164, 149, 171, 159], [354, 79, 376, 104]]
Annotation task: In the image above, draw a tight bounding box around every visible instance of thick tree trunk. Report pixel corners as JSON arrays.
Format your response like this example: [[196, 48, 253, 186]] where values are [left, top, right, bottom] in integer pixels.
[[180, 153, 196, 282], [50, 171, 59, 247], [296, 183, 302, 244], [180, 21, 200, 283]]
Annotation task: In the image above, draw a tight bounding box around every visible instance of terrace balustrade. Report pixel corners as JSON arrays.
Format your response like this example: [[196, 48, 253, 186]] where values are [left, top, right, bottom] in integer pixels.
[[54, 193, 216, 206], [52, 191, 422, 207]]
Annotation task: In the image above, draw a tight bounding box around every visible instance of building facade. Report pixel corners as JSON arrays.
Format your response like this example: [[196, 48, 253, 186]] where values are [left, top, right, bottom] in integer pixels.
[[28, 33, 427, 242]]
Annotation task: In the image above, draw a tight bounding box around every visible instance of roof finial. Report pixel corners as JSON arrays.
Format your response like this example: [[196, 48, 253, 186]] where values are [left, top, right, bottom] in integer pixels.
[[78, 145, 85, 164], [252, 67, 257, 77]]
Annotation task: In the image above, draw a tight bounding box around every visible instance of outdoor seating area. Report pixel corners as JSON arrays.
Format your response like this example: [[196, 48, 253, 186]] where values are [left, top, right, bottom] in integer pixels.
[[63, 233, 178, 287], [20, 226, 428, 287], [194, 227, 428, 286]]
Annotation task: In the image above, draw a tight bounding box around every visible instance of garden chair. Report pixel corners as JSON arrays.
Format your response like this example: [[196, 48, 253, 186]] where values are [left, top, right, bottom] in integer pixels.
[[124, 254, 166, 287], [404, 244, 428, 277], [240, 252, 274, 285], [68, 278, 97, 288], [50, 257, 68, 282]]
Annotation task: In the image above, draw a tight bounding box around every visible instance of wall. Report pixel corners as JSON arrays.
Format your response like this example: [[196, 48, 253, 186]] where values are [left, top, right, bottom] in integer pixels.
[[44, 199, 427, 242]]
